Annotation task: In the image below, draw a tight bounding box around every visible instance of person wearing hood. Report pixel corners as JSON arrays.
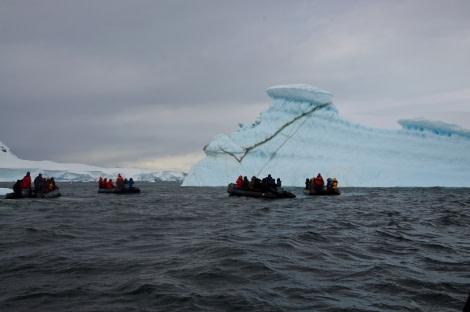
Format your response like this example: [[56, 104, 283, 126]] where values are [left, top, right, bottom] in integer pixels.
[[314, 173, 324, 193], [34, 173, 43, 190], [242, 176, 249, 190], [332, 178, 338, 190], [326, 178, 333, 191], [21, 172, 32, 190], [47, 177, 59, 193], [128, 178, 135, 189], [116, 174, 124, 190], [107, 179, 114, 189], [236, 175, 243, 189]]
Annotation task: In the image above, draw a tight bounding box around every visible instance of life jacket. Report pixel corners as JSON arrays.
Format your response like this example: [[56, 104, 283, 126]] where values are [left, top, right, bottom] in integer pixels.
[[332, 179, 338, 189]]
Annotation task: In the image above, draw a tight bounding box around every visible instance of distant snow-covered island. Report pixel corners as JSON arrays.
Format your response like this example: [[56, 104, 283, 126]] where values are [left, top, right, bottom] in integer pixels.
[[0, 141, 186, 185]]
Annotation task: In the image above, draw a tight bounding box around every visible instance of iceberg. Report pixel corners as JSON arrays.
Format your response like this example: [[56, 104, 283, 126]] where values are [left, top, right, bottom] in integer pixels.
[[183, 84, 470, 187]]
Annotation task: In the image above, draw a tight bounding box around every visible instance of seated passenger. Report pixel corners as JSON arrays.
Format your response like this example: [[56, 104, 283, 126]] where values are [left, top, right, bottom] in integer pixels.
[[13, 180, 22, 198], [314, 173, 324, 193], [34, 173, 43, 191], [236, 175, 243, 189], [309, 177, 315, 190], [326, 178, 333, 191], [46, 178, 53, 193], [107, 179, 114, 189], [21, 172, 32, 190], [98, 177, 104, 188], [261, 177, 275, 193], [116, 174, 124, 190], [242, 176, 249, 190], [38, 178, 48, 195], [128, 178, 134, 189], [276, 178, 282, 188], [266, 174, 274, 186], [269, 176, 276, 189], [260, 178, 268, 192], [253, 177, 262, 191], [47, 177, 58, 193], [332, 178, 338, 190], [248, 176, 257, 190]]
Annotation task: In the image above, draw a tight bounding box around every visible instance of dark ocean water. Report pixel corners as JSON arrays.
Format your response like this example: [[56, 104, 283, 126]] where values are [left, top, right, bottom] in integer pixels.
[[0, 182, 469, 312]]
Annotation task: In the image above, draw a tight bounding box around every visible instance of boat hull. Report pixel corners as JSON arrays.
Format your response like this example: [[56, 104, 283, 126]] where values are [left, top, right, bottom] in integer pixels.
[[98, 187, 141, 194], [5, 189, 61, 199], [38, 189, 61, 198], [227, 183, 295, 199], [303, 188, 341, 196]]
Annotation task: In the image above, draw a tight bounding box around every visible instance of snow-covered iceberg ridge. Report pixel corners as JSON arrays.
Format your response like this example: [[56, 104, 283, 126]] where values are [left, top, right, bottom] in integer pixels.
[[0, 141, 186, 183], [183, 84, 470, 187]]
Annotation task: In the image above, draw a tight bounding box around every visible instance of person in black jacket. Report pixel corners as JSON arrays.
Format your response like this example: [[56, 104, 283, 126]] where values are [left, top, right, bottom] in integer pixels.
[[13, 180, 22, 198], [34, 173, 43, 191]]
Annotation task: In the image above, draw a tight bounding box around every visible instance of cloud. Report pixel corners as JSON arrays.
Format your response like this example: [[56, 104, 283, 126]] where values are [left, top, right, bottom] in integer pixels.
[[1, 0, 469, 170], [120, 152, 205, 172]]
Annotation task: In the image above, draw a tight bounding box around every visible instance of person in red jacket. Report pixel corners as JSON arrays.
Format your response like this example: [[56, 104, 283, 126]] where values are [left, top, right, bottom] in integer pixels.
[[21, 172, 32, 190], [314, 173, 324, 193], [98, 177, 104, 188], [107, 179, 114, 189], [236, 175, 243, 189]]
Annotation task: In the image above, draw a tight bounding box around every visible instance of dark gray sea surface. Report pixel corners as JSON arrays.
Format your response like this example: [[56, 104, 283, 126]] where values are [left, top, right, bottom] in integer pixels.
[[0, 182, 469, 312]]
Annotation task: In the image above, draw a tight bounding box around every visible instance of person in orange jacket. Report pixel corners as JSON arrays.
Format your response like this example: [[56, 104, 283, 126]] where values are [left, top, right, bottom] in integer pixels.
[[116, 174, 124, 190]]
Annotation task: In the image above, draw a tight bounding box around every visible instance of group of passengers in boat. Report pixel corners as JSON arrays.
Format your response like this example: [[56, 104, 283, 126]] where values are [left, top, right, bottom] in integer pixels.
[[12, 172, 59, 198], [305, 173, 338, 192], [235, 174, 282, 193], [98, 174, 135, 190]]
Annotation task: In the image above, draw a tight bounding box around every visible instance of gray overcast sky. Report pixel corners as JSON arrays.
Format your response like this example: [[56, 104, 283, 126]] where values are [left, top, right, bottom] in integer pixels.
[[1, 0, 469, 171]]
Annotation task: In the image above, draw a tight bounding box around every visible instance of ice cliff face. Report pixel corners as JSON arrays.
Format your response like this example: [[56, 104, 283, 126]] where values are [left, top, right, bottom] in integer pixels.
[[182, 84, 470, 187]]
